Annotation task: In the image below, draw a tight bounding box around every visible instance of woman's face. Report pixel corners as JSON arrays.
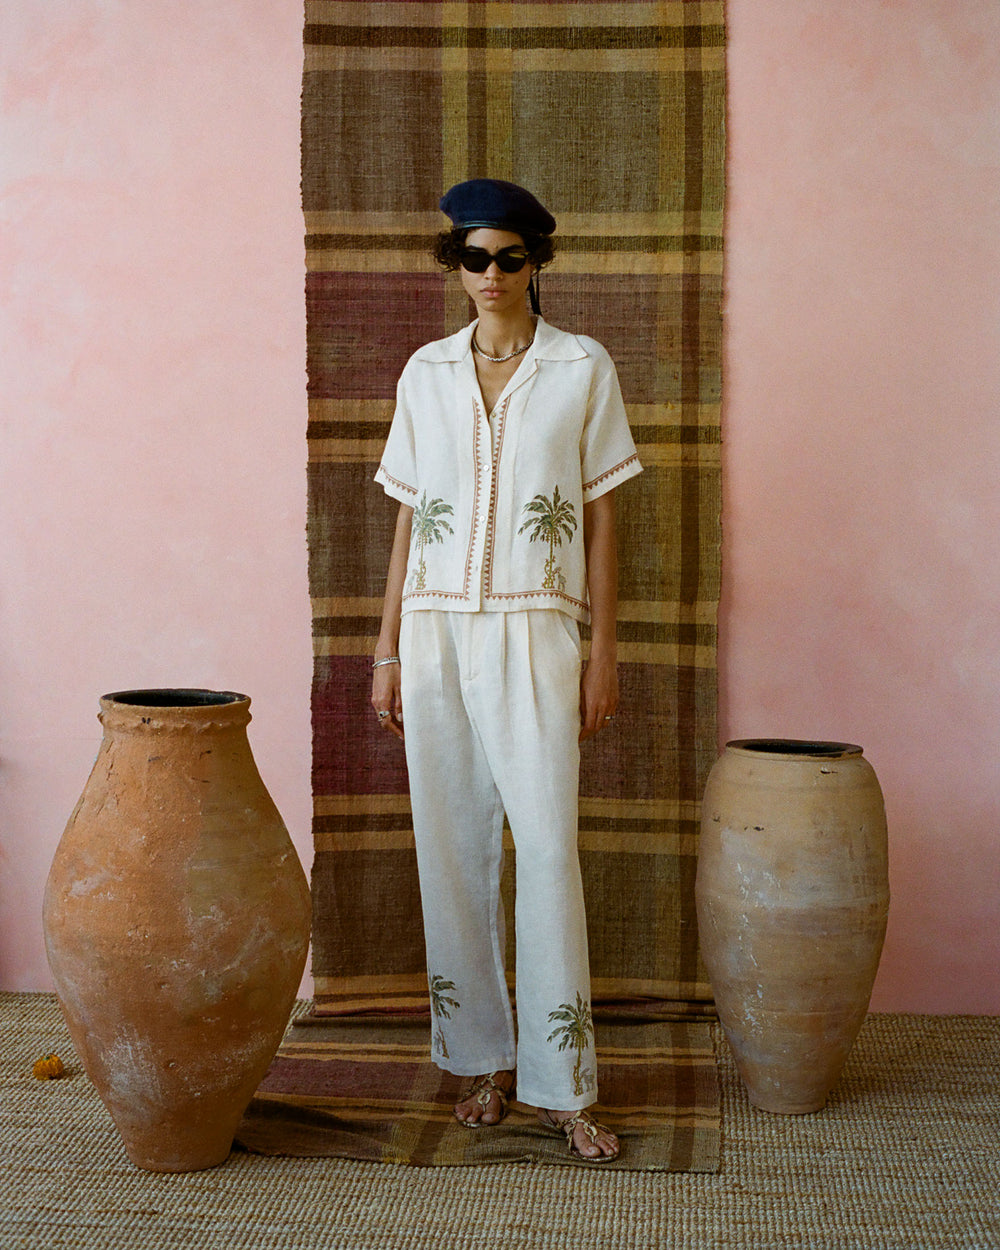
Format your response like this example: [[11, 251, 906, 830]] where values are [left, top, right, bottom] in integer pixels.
[[459, 228, 535, 317]]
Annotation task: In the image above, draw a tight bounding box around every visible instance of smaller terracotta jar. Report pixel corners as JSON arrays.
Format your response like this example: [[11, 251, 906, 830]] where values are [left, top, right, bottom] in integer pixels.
[[696, 739, 889, 1114], [43, 689, 311, 1171]]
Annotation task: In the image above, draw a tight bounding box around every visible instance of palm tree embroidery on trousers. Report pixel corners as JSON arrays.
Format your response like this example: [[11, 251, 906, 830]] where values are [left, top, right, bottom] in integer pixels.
[[547, 992, 596, 1097], [429, 973, 460, 1059]]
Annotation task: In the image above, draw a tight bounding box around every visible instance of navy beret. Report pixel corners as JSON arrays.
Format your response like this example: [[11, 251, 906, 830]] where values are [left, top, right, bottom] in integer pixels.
[[439, 179, 556, 237]]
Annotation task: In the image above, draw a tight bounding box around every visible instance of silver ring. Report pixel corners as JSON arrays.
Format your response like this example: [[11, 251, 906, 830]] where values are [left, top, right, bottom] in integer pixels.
[[377, 710, 390, 721]]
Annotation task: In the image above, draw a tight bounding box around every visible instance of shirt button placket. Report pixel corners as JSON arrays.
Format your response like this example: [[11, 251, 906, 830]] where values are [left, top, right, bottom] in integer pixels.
[[467, 399, 494, 610], [479, 455, 494, 604]]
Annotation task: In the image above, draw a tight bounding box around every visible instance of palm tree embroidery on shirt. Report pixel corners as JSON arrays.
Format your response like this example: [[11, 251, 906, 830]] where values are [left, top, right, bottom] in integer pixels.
[[546, 991, 596, 1097], [518, 485, 577, 592], [409, 492, 455, 592], [429, 974, 460, 1059]]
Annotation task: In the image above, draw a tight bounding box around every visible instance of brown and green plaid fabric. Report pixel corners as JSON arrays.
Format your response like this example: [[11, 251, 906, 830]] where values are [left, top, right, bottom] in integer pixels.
[[237, 1017, 719, 1170], [304, 2, 724, 1015]]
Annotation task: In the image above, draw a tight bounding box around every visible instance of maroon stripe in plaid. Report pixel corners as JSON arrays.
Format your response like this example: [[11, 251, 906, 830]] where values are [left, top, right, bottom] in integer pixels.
[[307, 273, 444, 399], [312, 655, 410, 797], [304, 26, 726, 52]]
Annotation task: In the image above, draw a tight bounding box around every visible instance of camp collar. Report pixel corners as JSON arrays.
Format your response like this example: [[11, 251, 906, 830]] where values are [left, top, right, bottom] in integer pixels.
[[412, 316, 589, 364]]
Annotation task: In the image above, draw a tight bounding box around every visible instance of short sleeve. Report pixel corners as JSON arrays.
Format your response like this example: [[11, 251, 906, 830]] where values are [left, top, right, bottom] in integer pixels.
[[580, 346, 642, 502], [374, 369, 419, 505]]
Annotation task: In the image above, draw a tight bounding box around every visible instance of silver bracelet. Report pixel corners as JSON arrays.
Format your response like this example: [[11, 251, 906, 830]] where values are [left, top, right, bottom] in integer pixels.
[[372, 656, 401, 669]]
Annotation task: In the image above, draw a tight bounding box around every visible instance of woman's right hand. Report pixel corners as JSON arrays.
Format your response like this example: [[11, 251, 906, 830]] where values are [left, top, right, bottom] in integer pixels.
[[372, 661, 404, 740]]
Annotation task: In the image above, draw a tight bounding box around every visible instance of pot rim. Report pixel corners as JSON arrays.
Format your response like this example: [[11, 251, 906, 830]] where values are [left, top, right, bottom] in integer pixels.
[[725, 737, 863, 760], [101, 688, 249, 709]]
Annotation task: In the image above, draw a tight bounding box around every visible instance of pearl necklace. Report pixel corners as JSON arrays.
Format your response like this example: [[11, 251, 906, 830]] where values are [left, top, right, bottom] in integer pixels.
[[472, 334, 533, 363]]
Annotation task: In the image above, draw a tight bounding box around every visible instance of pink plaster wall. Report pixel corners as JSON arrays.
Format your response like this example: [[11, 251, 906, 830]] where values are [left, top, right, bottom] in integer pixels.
[[2, 3, 998, 1011], [1, 4, 314, 991], [722, 1, 1000, 1012]]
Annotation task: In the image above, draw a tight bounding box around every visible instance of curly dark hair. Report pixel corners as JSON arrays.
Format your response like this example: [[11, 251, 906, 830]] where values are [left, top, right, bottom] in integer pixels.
[[432, 227, 556, 272]]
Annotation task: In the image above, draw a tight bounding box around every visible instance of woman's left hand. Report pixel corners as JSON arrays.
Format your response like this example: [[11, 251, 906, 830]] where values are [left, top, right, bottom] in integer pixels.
[[579, 652, 619, 742]]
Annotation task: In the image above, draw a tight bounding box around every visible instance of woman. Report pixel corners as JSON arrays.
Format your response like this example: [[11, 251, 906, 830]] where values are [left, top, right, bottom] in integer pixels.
[[371, 179, 641, 1161]]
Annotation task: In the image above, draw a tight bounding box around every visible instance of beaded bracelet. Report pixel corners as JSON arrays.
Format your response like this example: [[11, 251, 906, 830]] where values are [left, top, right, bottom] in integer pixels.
[[372, 656, 401, 669]]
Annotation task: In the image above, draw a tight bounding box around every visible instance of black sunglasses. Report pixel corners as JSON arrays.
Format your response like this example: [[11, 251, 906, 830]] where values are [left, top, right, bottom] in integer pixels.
[[458, 246, 532, 274]]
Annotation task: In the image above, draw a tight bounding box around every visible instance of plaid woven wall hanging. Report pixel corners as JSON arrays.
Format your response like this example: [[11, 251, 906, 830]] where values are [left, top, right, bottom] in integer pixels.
[[303, 1, 724, 1016]]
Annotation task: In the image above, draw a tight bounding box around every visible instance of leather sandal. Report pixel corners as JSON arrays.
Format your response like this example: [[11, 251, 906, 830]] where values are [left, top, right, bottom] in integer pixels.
[[539, 1108, 620, 1162], [455, 1072, 514, 1128]]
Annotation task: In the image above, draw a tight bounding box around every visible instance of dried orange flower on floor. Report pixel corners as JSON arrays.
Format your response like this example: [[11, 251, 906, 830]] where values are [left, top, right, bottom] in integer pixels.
[[32, 1053, 65, 1080]]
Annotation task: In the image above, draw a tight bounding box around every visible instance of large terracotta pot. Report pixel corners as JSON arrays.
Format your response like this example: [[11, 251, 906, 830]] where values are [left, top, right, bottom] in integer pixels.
[[696, 739, 889, 1114], [43, 689, 311, 1171]]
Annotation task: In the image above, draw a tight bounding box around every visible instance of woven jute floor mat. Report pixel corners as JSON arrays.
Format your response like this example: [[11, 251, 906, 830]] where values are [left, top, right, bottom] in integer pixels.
[[2, 993, 997, 1249]]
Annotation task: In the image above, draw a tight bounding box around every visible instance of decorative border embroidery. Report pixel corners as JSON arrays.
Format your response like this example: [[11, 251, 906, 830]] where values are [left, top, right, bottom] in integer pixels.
[[376, 465, 418, 497], [582, 453, 640, 495], [403, 589, 469, 603], [484, 587, 589, 613]]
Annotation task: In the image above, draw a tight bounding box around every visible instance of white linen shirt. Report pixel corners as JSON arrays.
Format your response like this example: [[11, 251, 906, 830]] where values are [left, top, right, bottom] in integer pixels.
[[375, 316, 642, 624]]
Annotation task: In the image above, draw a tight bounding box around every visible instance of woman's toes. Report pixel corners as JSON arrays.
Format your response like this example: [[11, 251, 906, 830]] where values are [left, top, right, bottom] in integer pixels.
[[572, 1122, 618, 1158], [454, 1072, 513, 1126], [454, 1097, 481, 1124]]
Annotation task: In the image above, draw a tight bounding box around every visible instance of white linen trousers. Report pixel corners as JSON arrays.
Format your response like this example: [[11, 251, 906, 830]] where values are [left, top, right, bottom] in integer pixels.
[[399, 608, 598, 1111]]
